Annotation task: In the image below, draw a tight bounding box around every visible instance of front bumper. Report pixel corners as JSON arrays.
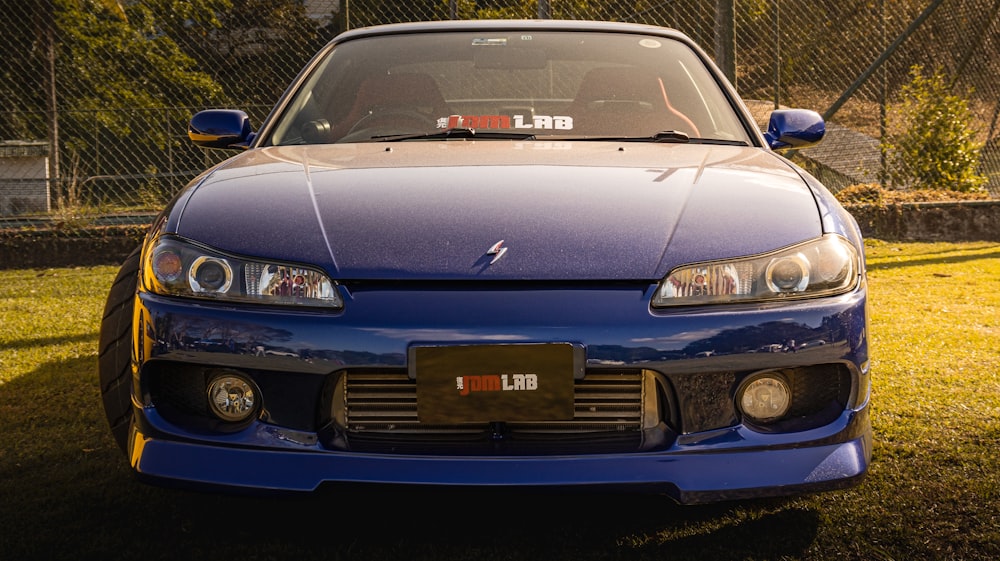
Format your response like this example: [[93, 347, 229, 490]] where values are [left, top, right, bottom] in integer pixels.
[[128, 282, 872, 504], [130, 406, 870, 504]]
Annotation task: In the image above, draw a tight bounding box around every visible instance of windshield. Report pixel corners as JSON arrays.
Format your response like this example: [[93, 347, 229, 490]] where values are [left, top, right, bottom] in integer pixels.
[[266, 30, 753, 145]]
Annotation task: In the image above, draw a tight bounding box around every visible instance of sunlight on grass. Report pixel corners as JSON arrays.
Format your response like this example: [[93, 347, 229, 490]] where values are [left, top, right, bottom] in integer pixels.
[[0, 265, 118, 385], [865, 240, 1000, 421], [850, 240, 1000, 556]]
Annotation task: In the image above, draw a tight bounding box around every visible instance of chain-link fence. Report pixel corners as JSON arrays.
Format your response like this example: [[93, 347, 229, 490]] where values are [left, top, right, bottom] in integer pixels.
[[1, 0, 998, 236]]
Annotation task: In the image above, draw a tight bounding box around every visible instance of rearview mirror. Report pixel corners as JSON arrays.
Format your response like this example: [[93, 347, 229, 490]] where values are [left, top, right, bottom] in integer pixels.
[[764, 109, 825, 150], [189, 109, 255, 150]]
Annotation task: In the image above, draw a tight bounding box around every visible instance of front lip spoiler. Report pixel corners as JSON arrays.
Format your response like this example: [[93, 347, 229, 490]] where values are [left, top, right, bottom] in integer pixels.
[[128, 410, 871, 505]]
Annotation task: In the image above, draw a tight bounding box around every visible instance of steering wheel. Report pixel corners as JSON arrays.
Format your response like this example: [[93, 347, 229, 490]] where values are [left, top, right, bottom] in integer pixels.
[[339, 109, 438, 142]]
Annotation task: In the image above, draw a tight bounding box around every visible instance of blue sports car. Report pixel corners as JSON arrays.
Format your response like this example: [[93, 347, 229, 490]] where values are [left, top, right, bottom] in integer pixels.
[[99, 19, 871, 504]]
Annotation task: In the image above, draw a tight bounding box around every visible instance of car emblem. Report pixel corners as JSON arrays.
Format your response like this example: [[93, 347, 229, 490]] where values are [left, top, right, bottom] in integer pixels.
[[486, 240, 508, 265]]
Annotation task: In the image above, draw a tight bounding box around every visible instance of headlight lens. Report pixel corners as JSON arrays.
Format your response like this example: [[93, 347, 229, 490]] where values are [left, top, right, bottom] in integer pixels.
[[652, 235, 859, 307], [145, 236, 343, 308], [189, 256, 233, 293]]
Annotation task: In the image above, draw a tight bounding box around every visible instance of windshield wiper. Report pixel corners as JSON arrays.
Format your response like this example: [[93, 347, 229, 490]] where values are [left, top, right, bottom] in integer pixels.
[[577, 130, 690, 143], [574, 131, 749, 146], [370, 128, 537, 142], [651, 130, 692, 143]]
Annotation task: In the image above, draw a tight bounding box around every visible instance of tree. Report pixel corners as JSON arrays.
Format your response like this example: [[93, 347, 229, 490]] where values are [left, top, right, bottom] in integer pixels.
[[883, 65, 987, 192], [0, 0, 48, 141], [150, 0, 333, 111], [55, 0, 224, 135], [0, 0, 228, 200], [48, 0, 231, 206]]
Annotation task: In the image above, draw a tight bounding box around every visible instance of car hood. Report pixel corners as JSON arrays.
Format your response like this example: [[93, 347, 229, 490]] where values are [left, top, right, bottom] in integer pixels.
[[173, 142, 823, 280]]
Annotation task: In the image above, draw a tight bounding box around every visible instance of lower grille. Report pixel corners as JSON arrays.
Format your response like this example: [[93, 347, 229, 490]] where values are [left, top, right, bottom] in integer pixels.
[[330, 370, 673, 454]]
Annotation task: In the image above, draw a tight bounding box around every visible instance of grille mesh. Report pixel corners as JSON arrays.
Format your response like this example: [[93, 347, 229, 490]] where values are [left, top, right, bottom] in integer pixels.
[[334, 371, 663, 454], [343, 372, 645, 432]]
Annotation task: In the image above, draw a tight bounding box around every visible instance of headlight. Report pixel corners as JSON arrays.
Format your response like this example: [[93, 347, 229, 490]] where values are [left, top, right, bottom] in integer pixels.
[[144, 235, 343, 308], [652, 235, 859, 307]]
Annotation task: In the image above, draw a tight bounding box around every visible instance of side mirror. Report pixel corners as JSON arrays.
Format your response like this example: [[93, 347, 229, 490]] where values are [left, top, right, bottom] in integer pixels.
[[188, 110, 255, 150], [764, 109, 825, 150]]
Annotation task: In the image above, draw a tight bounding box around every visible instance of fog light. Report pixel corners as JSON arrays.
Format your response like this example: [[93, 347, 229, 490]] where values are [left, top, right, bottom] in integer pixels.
[[738, 374, 791, 423], [207, 374, 259, 422]]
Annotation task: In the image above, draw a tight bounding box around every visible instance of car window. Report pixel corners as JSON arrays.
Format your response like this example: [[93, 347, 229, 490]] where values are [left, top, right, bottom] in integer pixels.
[[266, 31, 752, 145]]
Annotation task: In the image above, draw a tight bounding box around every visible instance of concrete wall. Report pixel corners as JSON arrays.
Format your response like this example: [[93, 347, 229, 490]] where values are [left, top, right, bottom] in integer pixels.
[[846, 200, 1000, 242]]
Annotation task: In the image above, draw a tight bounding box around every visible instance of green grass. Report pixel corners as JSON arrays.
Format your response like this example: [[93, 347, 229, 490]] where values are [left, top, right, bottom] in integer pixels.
[[1, 241, 999, 560]]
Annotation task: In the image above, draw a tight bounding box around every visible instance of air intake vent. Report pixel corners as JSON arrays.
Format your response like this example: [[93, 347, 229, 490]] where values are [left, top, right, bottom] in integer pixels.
[[331, 370, 671, 454]]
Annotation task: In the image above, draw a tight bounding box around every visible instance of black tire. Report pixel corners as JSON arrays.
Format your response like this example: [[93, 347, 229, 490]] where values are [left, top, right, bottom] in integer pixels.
[[98, 246, 141, 453]]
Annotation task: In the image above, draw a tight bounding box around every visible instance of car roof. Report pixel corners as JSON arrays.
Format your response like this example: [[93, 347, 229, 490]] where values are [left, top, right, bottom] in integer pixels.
[[331, 19, 693, 45]]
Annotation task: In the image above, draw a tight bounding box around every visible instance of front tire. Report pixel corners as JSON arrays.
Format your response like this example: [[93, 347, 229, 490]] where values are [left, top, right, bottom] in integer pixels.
[[98, 247, 141, 453]]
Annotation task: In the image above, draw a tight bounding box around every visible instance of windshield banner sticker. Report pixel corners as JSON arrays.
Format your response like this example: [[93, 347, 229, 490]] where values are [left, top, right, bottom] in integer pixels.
[[439, 114, 573, 130]]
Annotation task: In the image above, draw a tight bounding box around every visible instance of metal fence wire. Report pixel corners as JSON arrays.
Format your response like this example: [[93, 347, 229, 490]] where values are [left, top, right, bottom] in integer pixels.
[[0, 0, 997, 233]]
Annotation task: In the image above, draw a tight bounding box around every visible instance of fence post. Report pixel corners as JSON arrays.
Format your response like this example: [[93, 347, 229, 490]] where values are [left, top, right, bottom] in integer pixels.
[[537, 0, 551, 19], [338, 0, 349, 31], [880, 0, 888, 187], [714, 0, 736, 85], [45, 7, 61, 200], [772, 0, 780, 109]]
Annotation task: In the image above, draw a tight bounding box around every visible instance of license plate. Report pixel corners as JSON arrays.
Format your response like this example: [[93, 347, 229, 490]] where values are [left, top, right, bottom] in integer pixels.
[[411, 343, 578, 423]]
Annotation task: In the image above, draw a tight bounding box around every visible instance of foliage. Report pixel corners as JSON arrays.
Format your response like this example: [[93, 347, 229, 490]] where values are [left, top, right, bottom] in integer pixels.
[[0, 1, 45, 139], [451, 0, 533, 19], [882, 65, 988, 193], [0, 0, 332, 215], [55, 0, 225, 136], [345, 0, 446, 29], [147, 0, 331, 108], [835, 182, 990, 205], [835, 183, 885, 205], [1, 0, 233, 197]]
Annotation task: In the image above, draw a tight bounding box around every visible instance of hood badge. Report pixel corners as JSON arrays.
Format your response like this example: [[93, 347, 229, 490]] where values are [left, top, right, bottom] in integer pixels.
[[486, 240, 508, 265]]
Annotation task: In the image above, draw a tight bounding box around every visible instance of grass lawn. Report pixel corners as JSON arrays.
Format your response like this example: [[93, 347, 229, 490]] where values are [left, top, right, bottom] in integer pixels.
[[1, 240, 998, 560]]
